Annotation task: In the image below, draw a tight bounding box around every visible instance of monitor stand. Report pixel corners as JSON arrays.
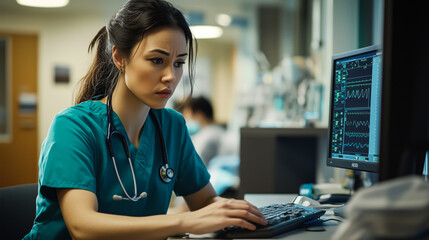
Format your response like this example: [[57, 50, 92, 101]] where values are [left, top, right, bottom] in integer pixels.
[[331, 170, 365, 219]]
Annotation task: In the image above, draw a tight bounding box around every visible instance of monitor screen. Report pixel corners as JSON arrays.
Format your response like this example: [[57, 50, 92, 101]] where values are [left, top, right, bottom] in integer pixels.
[[327, 45, 382, 172]]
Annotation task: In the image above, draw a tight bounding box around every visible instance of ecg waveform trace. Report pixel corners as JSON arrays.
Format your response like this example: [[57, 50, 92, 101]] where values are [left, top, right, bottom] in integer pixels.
[[345, 120, 369, 128], [343, 111, 370, 155], [347, 87, 370, 100], [344, 132, 370, 138], [345, 84, 371, 108], [343, 142, 369, 149]]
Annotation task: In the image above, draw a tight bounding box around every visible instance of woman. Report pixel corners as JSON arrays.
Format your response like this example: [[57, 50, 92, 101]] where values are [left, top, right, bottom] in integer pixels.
[[24, 0, 266, 239]]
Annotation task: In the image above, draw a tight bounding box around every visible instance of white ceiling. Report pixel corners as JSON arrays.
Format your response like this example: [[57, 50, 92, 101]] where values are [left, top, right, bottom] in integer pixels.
[[0, 0, 288, 43], [0, 0, 128, 16], [0, 0, 285, 16]]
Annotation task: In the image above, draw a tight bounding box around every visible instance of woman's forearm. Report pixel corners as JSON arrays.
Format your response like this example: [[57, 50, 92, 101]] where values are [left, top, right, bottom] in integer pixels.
[[58, 189, 186, 240], [58, 186, 267, 239], [66, 211, 186, 240]]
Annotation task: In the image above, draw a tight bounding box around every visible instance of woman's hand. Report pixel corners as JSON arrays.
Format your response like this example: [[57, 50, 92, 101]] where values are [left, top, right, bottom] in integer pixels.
[[180, 198, 268, 235]]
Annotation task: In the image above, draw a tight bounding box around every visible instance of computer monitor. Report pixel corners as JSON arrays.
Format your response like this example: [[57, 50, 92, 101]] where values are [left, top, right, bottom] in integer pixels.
[[327, 45, 382, 173], [378, 0, 429, 181]]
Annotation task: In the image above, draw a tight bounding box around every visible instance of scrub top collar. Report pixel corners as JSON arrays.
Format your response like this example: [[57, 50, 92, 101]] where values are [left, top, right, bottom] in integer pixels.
[[94, 100, 155, 158]]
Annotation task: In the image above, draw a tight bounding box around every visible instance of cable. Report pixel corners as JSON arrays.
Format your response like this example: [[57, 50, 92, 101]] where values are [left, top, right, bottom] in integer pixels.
[[321, 218, 343, 223]]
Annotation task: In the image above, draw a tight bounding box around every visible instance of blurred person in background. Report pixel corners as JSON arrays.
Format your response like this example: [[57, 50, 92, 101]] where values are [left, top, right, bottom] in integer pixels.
[[169, 97, 238, 213], [181, 96, 225, 165]]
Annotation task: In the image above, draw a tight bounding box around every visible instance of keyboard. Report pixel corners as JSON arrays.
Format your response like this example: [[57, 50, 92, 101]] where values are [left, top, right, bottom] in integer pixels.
[[216, 203, 325, 238]]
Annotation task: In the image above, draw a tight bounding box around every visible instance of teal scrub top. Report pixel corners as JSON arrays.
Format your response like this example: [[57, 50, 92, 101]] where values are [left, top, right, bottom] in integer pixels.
[[24, 101, 210, 240]]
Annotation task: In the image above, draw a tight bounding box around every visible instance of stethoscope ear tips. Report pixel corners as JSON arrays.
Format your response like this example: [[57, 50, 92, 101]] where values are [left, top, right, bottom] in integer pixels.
[[140, 192, 147, 198], [113, 195, 123, 201], [113, 192, 147, 201]]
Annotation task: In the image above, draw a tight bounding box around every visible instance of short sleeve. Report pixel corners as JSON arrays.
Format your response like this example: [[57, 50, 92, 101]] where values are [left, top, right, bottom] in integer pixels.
[[39, 112, 97, 200], [164, 110, 210, 196]]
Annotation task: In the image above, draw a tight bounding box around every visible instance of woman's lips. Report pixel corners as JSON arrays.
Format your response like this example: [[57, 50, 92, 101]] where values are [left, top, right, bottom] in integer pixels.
[[156, 89, 172, 98]]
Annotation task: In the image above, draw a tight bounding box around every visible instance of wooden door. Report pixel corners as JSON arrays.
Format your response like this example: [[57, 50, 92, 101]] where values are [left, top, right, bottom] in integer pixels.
[[0, 33, 38, 187]]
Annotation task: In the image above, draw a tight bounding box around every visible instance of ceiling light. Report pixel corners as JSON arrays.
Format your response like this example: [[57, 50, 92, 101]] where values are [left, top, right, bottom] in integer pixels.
[[216, 14, 232, 27], [190, 25, 223, 39], [17, 0, 69, 8]]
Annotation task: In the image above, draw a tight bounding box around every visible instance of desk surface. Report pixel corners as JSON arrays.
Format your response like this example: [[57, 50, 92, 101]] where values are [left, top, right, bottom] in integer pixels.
[[168, 194, 341, 240]]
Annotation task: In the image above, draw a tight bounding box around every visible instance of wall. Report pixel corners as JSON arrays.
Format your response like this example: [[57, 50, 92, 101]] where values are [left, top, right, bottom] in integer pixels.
[[0, 13, 113, 151], [197, 39, 235, 124]]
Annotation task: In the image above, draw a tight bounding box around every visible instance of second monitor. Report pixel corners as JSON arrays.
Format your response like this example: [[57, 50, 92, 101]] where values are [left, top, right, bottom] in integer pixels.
[[327, 45, 382, 173]]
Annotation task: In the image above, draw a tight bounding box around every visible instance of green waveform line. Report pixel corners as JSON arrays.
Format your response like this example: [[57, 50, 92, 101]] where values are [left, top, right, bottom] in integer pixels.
[[343, 142, 369, 149], [345, 120, 369, 128], [345, 132, 369, 138]]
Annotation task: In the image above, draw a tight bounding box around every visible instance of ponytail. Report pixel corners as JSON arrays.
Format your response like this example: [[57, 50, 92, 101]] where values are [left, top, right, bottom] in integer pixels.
[[74, 26, 120, 105]]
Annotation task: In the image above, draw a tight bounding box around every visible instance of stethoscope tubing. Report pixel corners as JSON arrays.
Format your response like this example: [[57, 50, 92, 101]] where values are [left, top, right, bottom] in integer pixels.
[[106, 95, 173, 201]]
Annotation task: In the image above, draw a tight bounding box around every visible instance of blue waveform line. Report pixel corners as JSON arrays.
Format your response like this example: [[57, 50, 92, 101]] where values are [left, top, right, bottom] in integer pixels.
[[345, 120, 369, 128], [345, 132, 369, 138], [346, 88, 370, 99], [343, 142, 369, 149], [346, 111, 370, 115]]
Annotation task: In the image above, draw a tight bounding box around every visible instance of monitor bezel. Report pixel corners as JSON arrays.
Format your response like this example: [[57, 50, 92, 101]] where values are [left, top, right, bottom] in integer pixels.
[[327, 45, 381, 173]]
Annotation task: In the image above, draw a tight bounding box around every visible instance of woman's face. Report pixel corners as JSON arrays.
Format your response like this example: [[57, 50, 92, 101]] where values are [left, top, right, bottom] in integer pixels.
[[123, 27, 187, 109]]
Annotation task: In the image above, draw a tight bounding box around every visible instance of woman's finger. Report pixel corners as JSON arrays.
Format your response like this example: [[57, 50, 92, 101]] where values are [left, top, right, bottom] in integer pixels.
[[225, 218, 257, 231], [219, 199, 266, 220], [225, 209, 268, 226]]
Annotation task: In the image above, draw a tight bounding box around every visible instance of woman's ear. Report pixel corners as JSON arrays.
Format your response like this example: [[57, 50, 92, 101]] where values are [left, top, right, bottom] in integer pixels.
[[112, 46, 125, 72]]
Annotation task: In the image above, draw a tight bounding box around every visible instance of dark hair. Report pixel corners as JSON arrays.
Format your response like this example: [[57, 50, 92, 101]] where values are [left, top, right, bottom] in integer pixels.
[[75, 0, 196, 104], [185, 96, 214, 121]]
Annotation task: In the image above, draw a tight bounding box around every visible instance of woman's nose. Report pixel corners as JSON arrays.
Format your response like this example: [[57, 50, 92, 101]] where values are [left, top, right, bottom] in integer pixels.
[[161, 65, 175, 83]]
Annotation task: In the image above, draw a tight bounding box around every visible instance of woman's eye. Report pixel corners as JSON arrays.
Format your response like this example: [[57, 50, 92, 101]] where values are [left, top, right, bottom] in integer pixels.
[[174, 62, 186, 68], [151, 58, 163, 64]]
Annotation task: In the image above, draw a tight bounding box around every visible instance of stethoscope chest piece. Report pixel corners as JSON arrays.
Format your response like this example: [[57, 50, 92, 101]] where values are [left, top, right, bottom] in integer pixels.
[[160, 165, 174, 183]]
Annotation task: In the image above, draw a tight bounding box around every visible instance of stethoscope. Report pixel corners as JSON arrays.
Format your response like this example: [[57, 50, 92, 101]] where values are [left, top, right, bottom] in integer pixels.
[[106, 95, 174, 201]]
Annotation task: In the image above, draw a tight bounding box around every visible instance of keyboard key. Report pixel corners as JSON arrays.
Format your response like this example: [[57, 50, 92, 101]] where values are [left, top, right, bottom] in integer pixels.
[[216, 203, 325, 238]]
